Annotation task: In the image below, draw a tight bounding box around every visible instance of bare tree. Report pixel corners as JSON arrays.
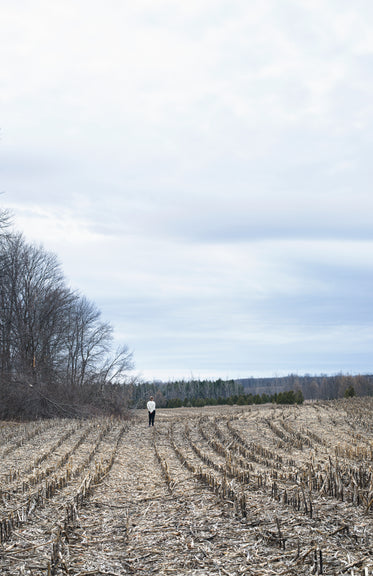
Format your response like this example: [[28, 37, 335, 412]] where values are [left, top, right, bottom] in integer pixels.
[[0, 224, 135, 417], [0, 206, 11, 233], [63, 296, 116, 392], [94, 344, 134, 388]]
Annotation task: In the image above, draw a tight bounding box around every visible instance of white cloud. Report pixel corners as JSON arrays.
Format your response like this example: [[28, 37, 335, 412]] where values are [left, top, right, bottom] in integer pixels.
[[2, 0, 373, 380]]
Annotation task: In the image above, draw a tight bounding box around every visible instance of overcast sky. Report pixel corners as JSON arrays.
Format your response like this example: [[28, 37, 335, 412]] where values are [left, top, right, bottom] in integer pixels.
[[2, 0, 373, 382]]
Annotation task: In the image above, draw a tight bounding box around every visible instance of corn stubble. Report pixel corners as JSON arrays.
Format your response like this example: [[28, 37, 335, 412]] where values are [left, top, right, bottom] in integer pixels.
[[0, 398, 373, 575]]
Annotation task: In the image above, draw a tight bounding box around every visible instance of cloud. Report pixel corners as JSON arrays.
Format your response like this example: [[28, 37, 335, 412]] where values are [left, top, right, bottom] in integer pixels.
[[2, 0, 373, 380]]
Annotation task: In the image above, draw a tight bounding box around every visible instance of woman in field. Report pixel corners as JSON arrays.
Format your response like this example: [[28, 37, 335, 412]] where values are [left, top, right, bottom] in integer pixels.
[[147, 396, 156, 426]]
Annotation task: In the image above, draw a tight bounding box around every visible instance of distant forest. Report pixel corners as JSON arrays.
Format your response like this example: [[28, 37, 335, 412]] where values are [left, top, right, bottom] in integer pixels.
[[237, 373, 373, 400], [128, 372, 372, 409]]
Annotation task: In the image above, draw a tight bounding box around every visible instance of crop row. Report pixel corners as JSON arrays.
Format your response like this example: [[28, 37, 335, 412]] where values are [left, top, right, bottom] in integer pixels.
[[156, 412, 373, 575], [0, 418, 121, 545]]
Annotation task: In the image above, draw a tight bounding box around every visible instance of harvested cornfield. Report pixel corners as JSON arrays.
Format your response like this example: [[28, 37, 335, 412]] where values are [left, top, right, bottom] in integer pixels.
[[1, 398, 373, 575]]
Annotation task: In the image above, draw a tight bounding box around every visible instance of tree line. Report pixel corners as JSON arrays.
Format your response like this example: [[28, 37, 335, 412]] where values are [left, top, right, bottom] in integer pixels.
[[125, 379, 303, 409], [237, 373, 373, 400], [163, 389, 304, 408], [130, 378, 244, 409], [0, 208, 134, 419], [127, 372, 371, 410]]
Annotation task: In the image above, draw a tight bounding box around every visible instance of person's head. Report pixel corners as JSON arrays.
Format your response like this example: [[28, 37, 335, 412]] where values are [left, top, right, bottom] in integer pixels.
[[150, 396, 154, 400]]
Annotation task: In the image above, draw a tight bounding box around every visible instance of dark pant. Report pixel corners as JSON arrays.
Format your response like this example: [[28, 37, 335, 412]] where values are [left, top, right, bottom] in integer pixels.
[[148, 410, 155, 426]]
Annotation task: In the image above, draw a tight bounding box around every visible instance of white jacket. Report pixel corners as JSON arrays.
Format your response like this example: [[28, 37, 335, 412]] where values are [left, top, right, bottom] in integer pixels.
[[147, 400, 156, 412]]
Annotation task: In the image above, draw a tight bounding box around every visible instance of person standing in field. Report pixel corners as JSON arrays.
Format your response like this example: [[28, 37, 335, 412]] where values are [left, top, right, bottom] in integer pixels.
[[147, 396, 156, 426]]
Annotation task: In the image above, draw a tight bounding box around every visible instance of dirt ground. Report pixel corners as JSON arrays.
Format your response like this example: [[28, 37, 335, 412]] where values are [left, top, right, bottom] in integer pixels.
[[1, 400, 373, 575]]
